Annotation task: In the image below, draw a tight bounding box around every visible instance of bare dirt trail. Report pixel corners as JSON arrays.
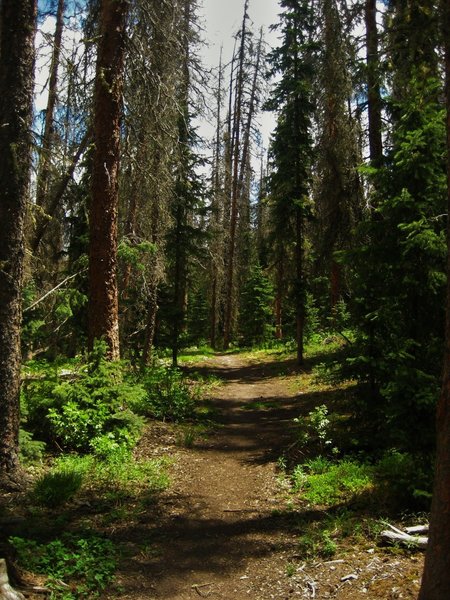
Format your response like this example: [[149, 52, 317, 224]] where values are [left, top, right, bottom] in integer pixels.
[[114, 353, 305, 600], [110, 353, 424, 600]]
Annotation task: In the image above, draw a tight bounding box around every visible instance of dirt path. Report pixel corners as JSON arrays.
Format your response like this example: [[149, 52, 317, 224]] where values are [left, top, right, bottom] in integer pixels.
[[114, 353, 303, 600], [110, 353, 424, 600]]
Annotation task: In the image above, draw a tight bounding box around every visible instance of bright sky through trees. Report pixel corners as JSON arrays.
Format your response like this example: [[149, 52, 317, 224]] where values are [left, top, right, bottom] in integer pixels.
[[201, 0, 280, 146]]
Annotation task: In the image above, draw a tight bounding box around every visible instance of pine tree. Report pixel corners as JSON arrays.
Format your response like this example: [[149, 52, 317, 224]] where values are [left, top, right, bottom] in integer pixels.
[[313, 0, 362, 318], [120, 0, 180, 364], [344, 0, 446, 451], [265, 0, 315, 364], [88, 0, 129, 359]]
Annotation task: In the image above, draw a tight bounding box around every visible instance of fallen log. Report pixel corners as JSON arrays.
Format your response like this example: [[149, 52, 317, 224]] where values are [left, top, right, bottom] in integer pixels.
[[380, 524, 428, 548]]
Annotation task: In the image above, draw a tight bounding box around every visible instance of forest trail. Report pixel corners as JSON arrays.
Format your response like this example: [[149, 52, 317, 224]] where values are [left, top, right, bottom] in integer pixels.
[[110, 353, 423, 600], [113, 352, 304, 600]]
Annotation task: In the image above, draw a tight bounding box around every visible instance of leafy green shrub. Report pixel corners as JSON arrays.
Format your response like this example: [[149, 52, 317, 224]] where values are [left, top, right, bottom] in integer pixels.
[[135, 366, 196, 422], [32, 470, 84, 508], [9, 533, 117, 599], [22, 342, 145, 452], [298, 526, 338, 559], [294, 405, 338, 454]]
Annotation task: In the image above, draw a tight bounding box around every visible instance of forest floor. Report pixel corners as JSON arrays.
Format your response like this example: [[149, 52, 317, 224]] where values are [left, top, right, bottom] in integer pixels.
[[0, 350, 425, 600], [109, 351, 424, 600]]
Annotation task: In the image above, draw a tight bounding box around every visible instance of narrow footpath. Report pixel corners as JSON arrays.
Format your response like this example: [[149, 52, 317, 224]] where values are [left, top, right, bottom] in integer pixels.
[[113, 353, 303, 600], [108, 353, 424, 600]]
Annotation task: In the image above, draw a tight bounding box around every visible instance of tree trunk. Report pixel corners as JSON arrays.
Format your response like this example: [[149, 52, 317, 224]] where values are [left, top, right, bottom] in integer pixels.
[[35, 0, 65, 211], [0, 0, 36, 489], [210, 50, 224, 350], [331, 259, 341, 312], [141, 281, 158, 367], [88, 0, 128, 360], [365, 0, 383, 169], [295, 208, 304, 365], [418, 2, 450, 597], [223, 0, 249, 349], [275, 253, 284, 340], [171, 0, 191, 368]]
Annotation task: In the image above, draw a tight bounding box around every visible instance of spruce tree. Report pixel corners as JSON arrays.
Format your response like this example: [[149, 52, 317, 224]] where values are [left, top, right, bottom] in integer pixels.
[[265, 0, 315, 364], [344, 0, 446, 451]]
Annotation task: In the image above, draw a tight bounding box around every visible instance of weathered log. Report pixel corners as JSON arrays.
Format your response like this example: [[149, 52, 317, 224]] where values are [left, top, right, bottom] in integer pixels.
[[0, 560, 25, 600], [380, 528, 428, 548], [404, 525, 429, 535]]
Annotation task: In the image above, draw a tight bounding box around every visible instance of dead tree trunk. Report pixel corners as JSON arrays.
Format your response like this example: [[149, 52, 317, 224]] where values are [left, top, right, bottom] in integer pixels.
[[223, 0, 249, 349], [210, 50, 224, 349], [35, 0, 65, 211]]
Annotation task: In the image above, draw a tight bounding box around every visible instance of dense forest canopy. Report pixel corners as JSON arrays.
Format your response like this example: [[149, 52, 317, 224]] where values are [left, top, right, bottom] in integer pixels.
[[1, 0, 450, 596]]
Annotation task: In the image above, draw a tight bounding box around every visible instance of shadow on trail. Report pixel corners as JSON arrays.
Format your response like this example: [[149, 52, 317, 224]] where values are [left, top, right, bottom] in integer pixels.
[[185, 354, 301, 383], [110, 351, 356, 597], [113, 506, 327, 594], [189, 354, 353, 466]]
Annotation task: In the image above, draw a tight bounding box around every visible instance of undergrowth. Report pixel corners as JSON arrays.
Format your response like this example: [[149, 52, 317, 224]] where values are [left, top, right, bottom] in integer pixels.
[[10, 533, 117, 599], [30, 450, 171, 508]]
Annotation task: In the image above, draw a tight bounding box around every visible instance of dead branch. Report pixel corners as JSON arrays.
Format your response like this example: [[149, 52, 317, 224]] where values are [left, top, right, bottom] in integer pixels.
[[23, 268, 87, 313], [380, 524, 428, 548]]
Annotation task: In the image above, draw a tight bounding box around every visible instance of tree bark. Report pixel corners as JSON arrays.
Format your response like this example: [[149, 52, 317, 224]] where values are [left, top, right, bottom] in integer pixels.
[[365, 0, 383, 169], [35, 0, 65, 211], [0, 0, 36, 489], [418, 1, 450, 597], [88, 0, 129, 360], [223, 0, 249, 349], [275, 253, 284, 340], [295, 208, 304, 365], [210, 50, 223, 350]]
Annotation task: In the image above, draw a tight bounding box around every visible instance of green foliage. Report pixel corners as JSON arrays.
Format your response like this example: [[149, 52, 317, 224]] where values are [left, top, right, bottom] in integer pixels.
[[294, 404, 337, 453], [239, 266, 275, 346], [31, 450, 171, 506], [298, 527, 337, 559], [19, 428, 46, 463], [22, 342, 145, 452], [292, 458, 373, 506], [32, 470, 84, 508], [342, 75, 446, 453], [22, 276, 88, 360], [376, 449, 432, 508], [135, 365, 197, 422], [9, 533, 117, 599], [118, 239, 157, 272]]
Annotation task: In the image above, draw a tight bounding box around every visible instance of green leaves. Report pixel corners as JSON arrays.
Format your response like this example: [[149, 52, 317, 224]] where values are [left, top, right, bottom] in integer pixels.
[[9, 533, 118, 599]]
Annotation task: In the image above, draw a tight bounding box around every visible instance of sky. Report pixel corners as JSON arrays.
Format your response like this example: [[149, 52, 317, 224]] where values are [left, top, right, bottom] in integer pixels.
[[199, 0, 281, 150], [201, 0, 280, 68]]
